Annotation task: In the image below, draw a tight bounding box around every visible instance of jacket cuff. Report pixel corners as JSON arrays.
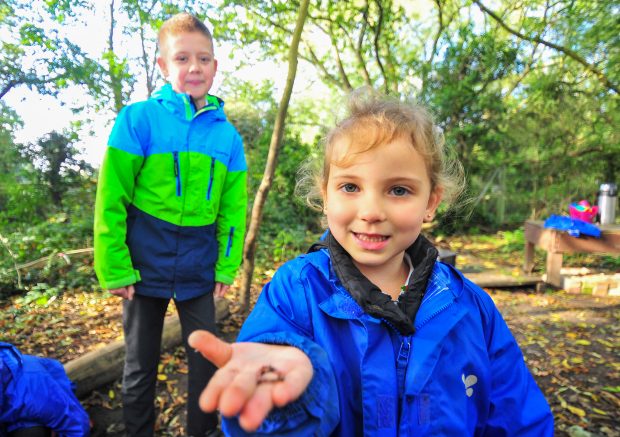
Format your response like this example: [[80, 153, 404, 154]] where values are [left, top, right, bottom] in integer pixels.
[[100, 270, 141, 290], [215, 271, 234, 285], [222, 332, 339, 435]]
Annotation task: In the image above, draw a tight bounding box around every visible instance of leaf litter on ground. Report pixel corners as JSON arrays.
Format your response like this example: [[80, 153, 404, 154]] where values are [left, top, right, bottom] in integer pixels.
[[1, 232, 618, 436]]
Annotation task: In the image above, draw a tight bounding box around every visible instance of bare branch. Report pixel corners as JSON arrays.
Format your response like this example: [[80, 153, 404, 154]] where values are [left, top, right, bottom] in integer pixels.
[[369, 0, 389, 94], [0, 80, 18, 100], [427, 0, 444, 67], [336, 20, 371, 84], [473, 0, 618, 94], [303, 45, 351, 91], [503, 43, 540, 98], [327, 24, 353, 90]]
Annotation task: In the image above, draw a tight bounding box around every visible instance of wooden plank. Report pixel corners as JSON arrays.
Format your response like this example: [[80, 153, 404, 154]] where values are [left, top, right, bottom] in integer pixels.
[[525, 220, 620, 254], [546, 252, 564, 288], [524, 240, 535, 273], [524, 220, 620, 288], [464, 272, 542, 288]]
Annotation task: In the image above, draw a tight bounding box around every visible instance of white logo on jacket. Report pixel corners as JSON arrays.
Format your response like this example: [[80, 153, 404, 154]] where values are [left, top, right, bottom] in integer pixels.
[[462, 373, 478, 397]]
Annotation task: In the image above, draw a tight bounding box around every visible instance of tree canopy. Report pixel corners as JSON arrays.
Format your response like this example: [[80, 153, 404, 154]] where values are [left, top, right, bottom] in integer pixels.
[[1, 0, 618, 287]]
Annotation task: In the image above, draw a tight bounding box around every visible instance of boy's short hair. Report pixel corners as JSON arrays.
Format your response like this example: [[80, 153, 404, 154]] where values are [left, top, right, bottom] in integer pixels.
[[158, 12, 213, 50]]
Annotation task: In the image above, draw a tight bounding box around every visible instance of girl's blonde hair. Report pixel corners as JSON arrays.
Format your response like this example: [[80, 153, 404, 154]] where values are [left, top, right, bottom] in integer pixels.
[[298, 88, 464, 211]]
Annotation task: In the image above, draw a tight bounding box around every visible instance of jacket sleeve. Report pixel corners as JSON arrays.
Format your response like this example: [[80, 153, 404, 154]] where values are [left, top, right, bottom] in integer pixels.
[[214, 131, 247, 285], [222, 262, 340, 436], [93, 107, 145, 290], [480, 294, 555, 435], [1, 346, 90, 437]]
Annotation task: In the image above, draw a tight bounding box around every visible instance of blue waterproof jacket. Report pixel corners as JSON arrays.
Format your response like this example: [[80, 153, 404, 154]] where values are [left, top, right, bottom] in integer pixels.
[[223, 235, 554, 436], [0, 343, 90, 436]]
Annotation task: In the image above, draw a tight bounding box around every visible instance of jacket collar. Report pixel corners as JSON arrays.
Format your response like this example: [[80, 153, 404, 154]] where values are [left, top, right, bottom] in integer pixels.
[[309, 232, 438, 335], [151, 83, 226, 122]]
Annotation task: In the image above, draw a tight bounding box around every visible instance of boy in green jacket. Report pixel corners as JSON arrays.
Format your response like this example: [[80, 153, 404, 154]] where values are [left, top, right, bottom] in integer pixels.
[[93, 12, 247, 436]]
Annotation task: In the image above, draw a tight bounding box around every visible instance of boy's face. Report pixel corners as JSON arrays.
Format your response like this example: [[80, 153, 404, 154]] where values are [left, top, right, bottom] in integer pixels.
[[323, 135, 441, 282], [157, 31, 217, 109]]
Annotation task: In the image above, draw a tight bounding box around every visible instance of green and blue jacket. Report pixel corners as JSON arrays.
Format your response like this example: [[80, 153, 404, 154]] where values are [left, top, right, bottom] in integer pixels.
[[94, 84, 247, 300]]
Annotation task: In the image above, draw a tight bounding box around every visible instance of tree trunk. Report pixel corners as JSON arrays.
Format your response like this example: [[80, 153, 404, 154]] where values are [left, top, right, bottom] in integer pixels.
[[239, 0, 311, 312], [107, 0, 124, 113]]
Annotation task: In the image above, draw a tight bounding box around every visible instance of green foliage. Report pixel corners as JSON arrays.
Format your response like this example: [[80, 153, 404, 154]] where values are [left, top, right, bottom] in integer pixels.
[[0, 0, 618, 306], [0, 2, 105, 99], [0, 128, 95, 225], [0, 126, 96, 297], [223, 79, 323, 263], [23, 131, 95, 206], [0, 211, 97, 298]]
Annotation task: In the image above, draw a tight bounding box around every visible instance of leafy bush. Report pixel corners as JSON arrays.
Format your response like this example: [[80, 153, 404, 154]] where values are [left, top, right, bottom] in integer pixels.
[[0, 211, 97, 299]]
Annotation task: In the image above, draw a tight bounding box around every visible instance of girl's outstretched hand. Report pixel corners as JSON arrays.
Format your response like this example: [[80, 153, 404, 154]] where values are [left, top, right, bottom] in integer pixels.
[[188, 330, 314, 432]]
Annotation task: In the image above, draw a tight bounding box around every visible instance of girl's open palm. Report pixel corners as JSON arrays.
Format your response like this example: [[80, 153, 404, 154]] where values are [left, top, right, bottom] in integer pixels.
[[188, 330, 314, 432]]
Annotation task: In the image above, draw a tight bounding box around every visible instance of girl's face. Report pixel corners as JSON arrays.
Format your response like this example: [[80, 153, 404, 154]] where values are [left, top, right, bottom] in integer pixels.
[[323, 135, 441, 282]]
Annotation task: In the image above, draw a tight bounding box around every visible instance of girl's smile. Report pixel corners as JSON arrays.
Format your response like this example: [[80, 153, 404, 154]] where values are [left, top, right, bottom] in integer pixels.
[[352, 232, 390, 250]]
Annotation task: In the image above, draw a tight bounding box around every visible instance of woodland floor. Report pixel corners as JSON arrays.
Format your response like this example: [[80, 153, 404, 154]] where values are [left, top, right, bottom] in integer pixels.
[[1, 234, 619, 436]]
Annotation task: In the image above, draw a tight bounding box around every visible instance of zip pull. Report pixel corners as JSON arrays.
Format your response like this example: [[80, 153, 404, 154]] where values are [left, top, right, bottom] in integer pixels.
[[173, 151, 181, 196], [397, 337, 411, 364], [396, 336, 411, 397]]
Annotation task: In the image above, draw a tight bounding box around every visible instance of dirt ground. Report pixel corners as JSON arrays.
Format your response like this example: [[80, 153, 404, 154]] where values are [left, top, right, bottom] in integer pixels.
[[78, 287, 620, 437]]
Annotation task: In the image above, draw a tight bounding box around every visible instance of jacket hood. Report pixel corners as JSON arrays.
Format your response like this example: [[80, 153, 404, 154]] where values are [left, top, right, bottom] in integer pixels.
[[151, 83, 227, 122], [308, 231, 438, 335]]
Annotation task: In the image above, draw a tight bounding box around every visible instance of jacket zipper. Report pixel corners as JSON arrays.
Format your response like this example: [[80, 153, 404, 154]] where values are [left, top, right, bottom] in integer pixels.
[[173, 151, 181, 196], [415, 300, 454, 330], [206, 157, 215, 199], [225, 227, 235, 257], [383, 318, 411, 398]]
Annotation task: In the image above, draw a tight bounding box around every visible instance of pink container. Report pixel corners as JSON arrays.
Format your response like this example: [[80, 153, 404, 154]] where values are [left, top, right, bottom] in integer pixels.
[[569, 202, 598, 223]]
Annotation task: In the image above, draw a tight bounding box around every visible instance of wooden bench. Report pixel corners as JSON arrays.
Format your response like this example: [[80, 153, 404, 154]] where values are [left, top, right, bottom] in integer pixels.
[[523, 220, 620, 288], [437, 247, 457, 266]]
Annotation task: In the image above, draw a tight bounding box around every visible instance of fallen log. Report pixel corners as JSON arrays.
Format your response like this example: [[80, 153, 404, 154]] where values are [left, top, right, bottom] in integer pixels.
[[65, 296, 230, 398]]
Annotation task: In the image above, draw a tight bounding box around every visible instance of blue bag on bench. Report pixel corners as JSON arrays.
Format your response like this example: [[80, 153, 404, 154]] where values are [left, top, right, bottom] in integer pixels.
[[543, 215, 601, 238]]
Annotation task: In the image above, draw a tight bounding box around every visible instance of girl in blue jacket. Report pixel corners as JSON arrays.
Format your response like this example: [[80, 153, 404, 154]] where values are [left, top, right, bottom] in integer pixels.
[[189, 89, 554, 436]]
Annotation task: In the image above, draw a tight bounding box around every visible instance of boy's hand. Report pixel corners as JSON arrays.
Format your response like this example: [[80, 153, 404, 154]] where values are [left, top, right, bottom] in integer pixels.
[[188, 330, 313, 432], [108, 285, 135, 300], [213, 282, 229, 298]]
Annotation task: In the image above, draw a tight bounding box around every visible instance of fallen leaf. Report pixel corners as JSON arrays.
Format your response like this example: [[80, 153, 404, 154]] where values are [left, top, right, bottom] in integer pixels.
[[566, 404, 586, 417], [596, 339, 613, 348]]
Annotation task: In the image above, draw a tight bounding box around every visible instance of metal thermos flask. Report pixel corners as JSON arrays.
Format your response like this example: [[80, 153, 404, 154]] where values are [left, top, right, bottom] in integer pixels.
[[597, 182, 617, 225]]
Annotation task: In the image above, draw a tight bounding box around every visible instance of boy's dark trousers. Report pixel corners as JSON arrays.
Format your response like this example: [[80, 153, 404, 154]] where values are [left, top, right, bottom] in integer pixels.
[[122, 293, 219, 436]]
